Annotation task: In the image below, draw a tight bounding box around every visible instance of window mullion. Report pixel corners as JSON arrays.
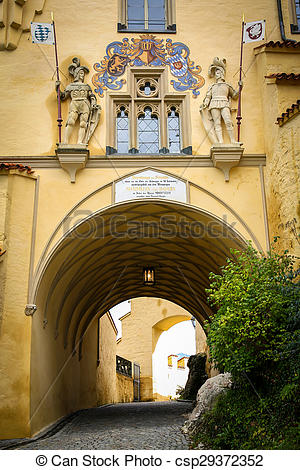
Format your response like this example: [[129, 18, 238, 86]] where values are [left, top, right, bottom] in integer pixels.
[[144, 0, 149, 30], [160, 100, 167, 153], [131, 99, 138, 153]]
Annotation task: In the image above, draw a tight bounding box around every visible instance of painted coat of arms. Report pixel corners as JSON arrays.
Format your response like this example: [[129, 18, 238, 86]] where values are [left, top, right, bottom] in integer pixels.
[[92, 35, 205, 98]]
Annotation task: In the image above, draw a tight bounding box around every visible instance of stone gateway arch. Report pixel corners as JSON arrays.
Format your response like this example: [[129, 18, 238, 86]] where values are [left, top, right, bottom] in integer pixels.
[[30, 192, 253, 434]]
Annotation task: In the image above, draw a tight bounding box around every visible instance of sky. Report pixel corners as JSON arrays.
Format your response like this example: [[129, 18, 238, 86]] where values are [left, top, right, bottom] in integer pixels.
[[154, 320, 196, 357]]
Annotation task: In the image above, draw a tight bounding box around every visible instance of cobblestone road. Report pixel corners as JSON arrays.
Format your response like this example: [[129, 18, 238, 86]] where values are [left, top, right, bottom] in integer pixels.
[[19, 401, 192, 450]]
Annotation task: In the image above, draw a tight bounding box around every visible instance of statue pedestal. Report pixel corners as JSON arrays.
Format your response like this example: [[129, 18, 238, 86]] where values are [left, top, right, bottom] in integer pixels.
[[210, 143, 244, 182], [56, 144, 89, 183]]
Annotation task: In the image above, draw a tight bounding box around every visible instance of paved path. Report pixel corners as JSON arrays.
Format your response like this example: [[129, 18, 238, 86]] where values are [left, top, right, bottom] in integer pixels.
[[19, 401, 192, 450]]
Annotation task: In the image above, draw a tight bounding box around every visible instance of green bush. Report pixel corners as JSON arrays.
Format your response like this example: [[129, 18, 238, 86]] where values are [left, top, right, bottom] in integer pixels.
[[205, 244, 299, 381], [193, 243, 300, 449]]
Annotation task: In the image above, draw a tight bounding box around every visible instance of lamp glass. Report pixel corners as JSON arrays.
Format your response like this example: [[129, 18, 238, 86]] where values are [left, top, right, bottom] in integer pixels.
[[143, 267, 155, 286]]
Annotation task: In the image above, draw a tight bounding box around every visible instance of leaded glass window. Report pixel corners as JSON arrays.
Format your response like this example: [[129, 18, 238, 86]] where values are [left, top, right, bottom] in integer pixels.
[[167, 106, 181, 153], [108, 69, 191, 155], [138, 106, 160, 153], [116, 106, 129, 153]]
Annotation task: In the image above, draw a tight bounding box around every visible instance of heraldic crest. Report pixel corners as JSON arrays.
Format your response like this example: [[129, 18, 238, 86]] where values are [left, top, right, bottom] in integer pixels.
[[92, 35, 205, 98]]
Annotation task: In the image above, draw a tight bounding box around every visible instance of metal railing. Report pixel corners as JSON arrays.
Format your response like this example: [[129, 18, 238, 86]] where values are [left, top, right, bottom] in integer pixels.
[[116, 355, 132, 378]]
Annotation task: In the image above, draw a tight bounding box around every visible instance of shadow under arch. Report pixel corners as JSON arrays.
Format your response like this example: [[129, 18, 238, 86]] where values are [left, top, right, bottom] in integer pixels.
[[31, 167, 264, 305], [30, 198, 249, 435]]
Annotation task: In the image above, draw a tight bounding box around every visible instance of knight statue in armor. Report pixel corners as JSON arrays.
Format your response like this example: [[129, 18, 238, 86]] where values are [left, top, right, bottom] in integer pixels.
[[200, 57, 242, 144], [56, 57, 101, 145]]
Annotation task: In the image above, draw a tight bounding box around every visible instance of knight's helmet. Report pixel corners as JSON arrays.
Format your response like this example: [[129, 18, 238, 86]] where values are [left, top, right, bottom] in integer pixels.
[[68, 57, 89, 81], [208, 57, 226, 78]]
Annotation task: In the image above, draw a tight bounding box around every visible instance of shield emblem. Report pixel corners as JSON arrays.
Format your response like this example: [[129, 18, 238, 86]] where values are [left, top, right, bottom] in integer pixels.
[[246, 23, 263, 40], [173, 61, 183, 70], [35, 25, 51, 42], [108, 54, 130, 77], [166, 54, 188, 77]]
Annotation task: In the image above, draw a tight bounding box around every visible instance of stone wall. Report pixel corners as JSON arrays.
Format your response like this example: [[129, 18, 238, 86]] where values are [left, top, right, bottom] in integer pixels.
[[265, 117, 300, 255], [255, 48, 300, 257]]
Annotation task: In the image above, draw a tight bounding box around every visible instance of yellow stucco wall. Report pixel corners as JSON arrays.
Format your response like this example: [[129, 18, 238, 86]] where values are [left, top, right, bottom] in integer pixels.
[[0, 1, 298, 260], [0, 172, 35, 438], [96, 314, 118, 406], [195, 322, 207, 355], [0, 0, 299, 438], [30, 311, 119, 436], [116, 373, 134, 403], [0, 0, 288, 157], [0, 171, 35, 438]]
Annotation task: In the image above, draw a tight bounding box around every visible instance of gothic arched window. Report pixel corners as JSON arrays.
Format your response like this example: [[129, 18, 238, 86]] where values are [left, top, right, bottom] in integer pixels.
[[116, 105, 130, 153], [167, 105, 181, 154], [107, 68, 191, 155]]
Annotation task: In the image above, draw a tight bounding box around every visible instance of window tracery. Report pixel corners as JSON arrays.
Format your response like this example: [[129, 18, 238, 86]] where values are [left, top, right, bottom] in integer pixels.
[[137, 78, 159, 98], [107, 68, 191, 155]]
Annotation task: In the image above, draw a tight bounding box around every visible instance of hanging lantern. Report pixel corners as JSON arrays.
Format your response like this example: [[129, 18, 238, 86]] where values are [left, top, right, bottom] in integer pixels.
[[143, 267, 155, 286]]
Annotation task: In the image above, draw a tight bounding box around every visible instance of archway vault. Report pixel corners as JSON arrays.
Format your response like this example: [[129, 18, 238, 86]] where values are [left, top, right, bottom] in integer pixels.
[[34, 199, 247, 358]]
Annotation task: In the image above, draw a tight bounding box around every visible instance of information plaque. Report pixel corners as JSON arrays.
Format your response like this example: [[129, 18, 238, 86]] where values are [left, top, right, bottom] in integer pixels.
[[115, 170, 187, 203]]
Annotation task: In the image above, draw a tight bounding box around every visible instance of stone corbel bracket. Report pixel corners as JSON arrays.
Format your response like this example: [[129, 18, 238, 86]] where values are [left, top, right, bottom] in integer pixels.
[[56, 144, 89, 183], [25, 303, 37, 316], [210, 143, 244, 182]]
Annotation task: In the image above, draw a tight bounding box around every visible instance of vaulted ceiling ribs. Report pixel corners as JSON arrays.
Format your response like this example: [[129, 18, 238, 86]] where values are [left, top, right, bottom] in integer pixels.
[[35, 200, 246, 358]]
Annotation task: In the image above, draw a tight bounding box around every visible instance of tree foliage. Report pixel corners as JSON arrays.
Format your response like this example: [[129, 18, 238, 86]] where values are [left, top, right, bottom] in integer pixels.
[[191, 244, 300, 449], [205, 244, 299, 379]]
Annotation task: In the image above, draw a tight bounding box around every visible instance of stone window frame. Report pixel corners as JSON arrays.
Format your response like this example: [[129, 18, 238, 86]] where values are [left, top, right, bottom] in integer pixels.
[[106, 67, 192, 155], [117, 0, 176, 33], [289, 0, 300, 33]]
